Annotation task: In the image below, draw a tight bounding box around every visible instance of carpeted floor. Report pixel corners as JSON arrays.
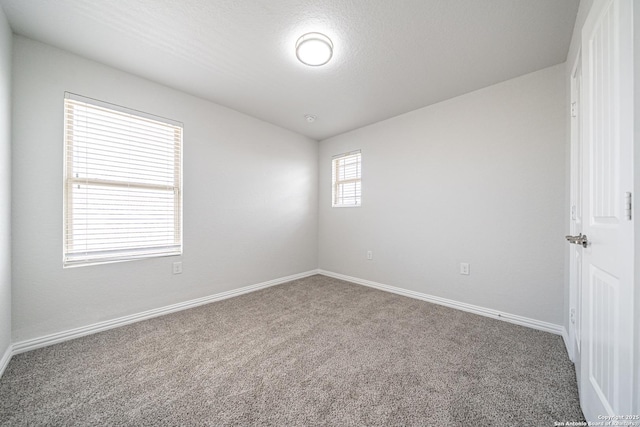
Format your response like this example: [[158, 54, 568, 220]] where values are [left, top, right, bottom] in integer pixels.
[[0, 274, 584, 426]]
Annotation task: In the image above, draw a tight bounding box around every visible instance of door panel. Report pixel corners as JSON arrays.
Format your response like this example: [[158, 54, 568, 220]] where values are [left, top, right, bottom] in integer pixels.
[[588, 265, 618, 414], [579, 0, 634, 420]]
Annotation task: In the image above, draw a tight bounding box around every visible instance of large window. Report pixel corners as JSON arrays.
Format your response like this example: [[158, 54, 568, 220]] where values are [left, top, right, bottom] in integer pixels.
[[332, 150, 361, 207], [63, 93, 183, 267]]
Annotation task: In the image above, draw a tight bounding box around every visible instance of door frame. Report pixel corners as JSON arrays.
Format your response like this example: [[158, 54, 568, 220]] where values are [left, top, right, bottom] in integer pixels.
[[568, 51, 582, 365]]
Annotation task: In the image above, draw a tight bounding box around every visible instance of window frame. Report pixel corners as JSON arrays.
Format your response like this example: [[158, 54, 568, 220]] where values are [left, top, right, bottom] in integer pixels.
[[331, 150, 362, 208], [63, 92, 183, 267]]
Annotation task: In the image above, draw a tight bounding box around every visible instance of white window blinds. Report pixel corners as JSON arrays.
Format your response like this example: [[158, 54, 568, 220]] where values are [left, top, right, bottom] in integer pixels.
[[332, 150, 361, 207], [63, 93, 183, 267]]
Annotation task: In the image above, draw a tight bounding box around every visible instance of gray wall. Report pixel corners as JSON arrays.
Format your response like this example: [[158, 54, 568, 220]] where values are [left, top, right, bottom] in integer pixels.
[[318, 64, 566, 325], [9, 34, 569, 343], [0, 8, 11, 363], [11, 36, 318, 342]]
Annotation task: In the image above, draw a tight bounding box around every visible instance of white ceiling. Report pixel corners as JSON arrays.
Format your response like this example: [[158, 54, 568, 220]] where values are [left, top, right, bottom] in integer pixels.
[[0, 0, 579, 140]]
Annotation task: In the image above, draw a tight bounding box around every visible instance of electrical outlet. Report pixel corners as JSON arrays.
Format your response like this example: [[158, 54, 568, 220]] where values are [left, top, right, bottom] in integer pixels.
[[172, 261, 183, 274], [460, 262, 470, 275], [367, 250, 373, 260]]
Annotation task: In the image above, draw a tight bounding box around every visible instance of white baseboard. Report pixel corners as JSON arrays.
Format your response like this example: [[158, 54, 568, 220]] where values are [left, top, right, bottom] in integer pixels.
[[12, 269, 319, 355], [0, 344, 11, 377], [0, 344, 11, 378], [6, 268, 565, 373], [318, 270, 565, 336]]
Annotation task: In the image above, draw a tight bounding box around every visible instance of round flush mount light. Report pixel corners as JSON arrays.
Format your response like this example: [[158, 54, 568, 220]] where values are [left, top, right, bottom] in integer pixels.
[[295, 32, 333, 66]]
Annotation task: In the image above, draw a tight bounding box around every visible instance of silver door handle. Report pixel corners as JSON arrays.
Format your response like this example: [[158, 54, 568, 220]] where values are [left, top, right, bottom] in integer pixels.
[[565, 233, 589, 248]]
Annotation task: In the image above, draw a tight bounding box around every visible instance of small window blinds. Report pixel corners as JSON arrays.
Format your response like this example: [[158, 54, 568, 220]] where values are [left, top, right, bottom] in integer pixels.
[[332, 150, 361, 207], [63, 93, 183, 267]]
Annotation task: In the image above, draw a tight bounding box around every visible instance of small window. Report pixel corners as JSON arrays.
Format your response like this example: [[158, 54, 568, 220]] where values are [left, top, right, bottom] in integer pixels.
[[332, 150, 361, 207], [63, 93, 183, 267]]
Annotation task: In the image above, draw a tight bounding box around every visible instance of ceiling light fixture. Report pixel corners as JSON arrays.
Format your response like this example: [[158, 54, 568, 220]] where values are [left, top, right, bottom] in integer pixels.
[[295, 32, 333, 66], [305, 114, 317, 123]]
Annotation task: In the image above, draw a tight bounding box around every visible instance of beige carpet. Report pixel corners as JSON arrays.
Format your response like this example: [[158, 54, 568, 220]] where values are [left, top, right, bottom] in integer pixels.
[[0, 274, 584, 426]]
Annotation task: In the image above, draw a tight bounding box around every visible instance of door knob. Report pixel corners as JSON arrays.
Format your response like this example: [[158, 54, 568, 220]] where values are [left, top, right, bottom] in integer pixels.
[[565, 233, 589, 248]]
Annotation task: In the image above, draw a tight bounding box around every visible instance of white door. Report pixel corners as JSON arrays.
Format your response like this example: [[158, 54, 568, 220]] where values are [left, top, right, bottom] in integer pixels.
[[578, 0, 634, 420]]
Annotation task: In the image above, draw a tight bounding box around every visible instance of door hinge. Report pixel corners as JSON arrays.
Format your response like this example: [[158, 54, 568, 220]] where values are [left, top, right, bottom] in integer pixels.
[[570, 102, 577, 118], [625, 192, 632, 220]]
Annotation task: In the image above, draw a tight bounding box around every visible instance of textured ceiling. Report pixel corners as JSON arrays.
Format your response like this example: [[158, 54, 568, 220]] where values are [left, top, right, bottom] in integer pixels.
[[0, 0, 579, 140]]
